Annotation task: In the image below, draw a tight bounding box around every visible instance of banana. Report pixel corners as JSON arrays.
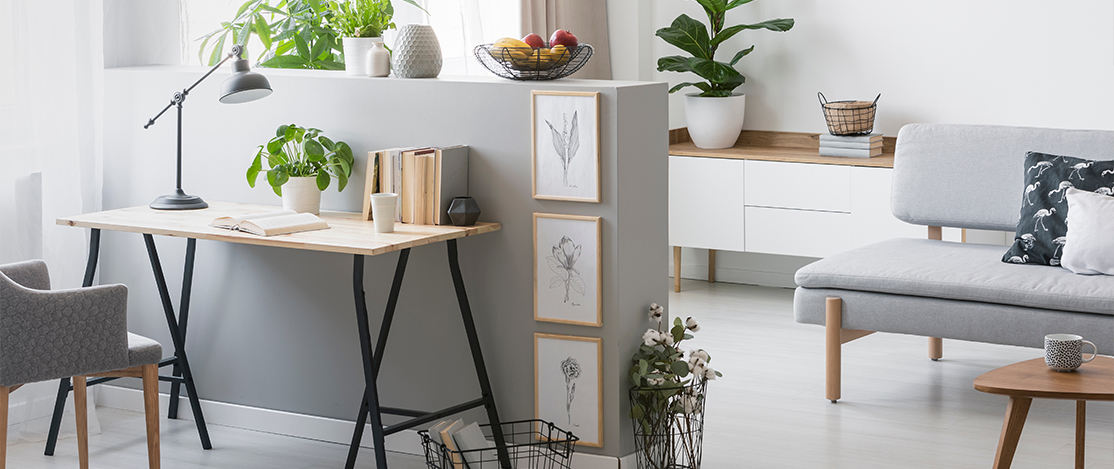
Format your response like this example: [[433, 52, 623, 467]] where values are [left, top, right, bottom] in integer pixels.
[[491, 37, 531, 65], [550, 45, 571, 65]]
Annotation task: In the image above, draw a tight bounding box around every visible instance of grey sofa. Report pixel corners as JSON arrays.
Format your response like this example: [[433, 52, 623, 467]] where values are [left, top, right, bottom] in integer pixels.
[[793, 124, 1114, 402]]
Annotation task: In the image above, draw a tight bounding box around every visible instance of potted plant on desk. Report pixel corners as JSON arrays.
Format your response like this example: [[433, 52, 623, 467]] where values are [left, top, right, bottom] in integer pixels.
[[656, 0, 793, 149], [328, 0, 427, 76], [246, 123, 354, 214]]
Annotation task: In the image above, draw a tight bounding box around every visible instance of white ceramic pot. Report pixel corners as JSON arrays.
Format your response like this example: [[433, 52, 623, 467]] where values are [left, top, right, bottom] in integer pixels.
[[282, 177, 322, 214], [365, 38, 390, 77], [684, 93, 746, 149], [392, 24, 442, 78], [343, 37, 380, 76]]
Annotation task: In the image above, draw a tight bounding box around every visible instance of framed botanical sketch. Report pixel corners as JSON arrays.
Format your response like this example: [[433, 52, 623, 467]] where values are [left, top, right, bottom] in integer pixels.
[[531, 90, 601, 203], [534, 333, 602, 447], [534, 213, 602, 327]]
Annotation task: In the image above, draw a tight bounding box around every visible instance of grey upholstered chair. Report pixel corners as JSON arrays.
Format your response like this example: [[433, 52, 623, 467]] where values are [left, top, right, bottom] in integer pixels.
[[0, 260, 162, 469]]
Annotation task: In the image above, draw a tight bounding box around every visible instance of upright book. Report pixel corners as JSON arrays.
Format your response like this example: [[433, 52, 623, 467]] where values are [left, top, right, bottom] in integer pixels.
[[434, 145, 469, 225]]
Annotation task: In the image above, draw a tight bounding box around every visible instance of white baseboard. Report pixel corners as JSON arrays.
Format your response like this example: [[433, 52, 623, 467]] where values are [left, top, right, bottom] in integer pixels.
[[98, 385, 625, 469], [671, 265, 798, 289]]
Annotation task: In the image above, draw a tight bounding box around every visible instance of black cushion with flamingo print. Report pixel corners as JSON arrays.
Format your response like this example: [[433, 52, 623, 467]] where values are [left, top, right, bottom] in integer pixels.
[[1004, 151, 1114, 266]]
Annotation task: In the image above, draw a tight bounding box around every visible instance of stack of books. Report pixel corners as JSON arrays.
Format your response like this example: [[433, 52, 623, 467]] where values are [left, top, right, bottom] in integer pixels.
[[818, 133, 882, 158], [361, 145, 469, 225]]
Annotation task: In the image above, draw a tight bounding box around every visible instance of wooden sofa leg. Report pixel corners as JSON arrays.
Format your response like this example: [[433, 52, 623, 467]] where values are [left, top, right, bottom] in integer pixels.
[[826, 297, 842, 403], [929, 337, 943, 361]]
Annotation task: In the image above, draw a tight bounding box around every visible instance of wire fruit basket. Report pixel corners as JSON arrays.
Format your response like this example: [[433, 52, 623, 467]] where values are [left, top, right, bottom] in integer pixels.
[[419, 419, 578, 469], [819, 92, 880, 136], [474, 44, 594, 81]]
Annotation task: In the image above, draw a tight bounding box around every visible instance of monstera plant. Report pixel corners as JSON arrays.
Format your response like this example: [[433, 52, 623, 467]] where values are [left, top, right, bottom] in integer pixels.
[[657, 0, 793, 149]]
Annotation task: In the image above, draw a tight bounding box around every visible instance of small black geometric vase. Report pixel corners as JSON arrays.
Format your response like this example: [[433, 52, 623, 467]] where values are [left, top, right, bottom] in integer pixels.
[[448, 196, 481, 226]]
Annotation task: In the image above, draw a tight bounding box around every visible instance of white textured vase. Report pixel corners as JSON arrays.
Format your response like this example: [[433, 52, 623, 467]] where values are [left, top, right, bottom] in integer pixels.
[[365, 39, 390, 77], [392, 24, 442, 78], [343, 37, 379, 76], [684, 93, 746, 149], [281, 177, 322, 215]]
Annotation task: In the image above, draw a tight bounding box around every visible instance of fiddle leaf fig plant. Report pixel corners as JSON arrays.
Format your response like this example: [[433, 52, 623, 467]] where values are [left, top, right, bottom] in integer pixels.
[[657, 0, 794, 97], [246, 124, 355, 196]]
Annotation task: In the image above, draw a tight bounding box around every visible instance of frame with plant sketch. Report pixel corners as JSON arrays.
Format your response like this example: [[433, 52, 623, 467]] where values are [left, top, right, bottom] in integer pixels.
[[534, 333, 603, 448], [534, 213, 602, 327], [531, 90, 601, 203]]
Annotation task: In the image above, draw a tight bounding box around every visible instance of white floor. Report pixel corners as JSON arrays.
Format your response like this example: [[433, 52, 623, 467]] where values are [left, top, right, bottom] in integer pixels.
[[5, 280, 1112, 468]]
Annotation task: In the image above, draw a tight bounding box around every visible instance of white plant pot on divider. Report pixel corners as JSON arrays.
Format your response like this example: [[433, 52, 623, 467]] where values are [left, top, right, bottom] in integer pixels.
[[684, 93, 746, 149], [343, 37, 380, 76], [282, 177, 322, 214]]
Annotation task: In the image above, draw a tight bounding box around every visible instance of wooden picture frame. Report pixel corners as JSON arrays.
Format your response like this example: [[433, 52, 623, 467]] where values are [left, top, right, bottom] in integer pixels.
[[533, 213, 602, 327], [534, 333, 603, 447], [531, 90, 601, 203]]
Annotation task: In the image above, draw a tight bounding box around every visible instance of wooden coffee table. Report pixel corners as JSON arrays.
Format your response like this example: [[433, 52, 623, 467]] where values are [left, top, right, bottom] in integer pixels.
[[974, 356, 1113, 469]]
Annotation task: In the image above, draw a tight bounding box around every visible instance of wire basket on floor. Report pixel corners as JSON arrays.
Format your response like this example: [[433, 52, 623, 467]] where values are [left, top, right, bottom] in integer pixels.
[[474, 44, 594, 81], [819, 92, 880, 136], [419, 419, 578, 469]]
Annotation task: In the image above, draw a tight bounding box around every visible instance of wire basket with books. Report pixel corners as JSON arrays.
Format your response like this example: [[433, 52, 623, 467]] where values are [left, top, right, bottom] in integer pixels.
[[420, 419, 578, 469], [819, 92, 880, 136]]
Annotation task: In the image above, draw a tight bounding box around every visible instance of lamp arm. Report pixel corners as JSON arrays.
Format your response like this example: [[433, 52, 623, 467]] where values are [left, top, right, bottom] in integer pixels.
[[143, 45, 246, 129]]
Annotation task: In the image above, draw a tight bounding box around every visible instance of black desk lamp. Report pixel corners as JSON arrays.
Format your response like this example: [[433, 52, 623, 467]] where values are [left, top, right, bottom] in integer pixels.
[[145, 45, 272, 210]]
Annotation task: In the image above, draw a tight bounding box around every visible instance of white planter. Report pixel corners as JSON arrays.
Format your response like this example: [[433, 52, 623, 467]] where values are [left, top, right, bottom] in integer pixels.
[[282, 177, 322, 214], [684, 93, 746, 149], [365, 39, 390, 77], [343, 37, 380, 76], [392, 24, 442, 78]]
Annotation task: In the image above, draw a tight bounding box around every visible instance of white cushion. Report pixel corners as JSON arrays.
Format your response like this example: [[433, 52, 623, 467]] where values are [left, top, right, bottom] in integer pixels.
[[1061, 188, 1114, 275]]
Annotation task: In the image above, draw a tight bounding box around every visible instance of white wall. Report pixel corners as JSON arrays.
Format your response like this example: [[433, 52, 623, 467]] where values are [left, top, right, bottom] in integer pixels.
[[629, 0, 1114, 287]]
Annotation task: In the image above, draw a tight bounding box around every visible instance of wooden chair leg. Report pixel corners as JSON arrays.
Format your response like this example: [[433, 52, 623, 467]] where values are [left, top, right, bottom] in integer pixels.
[[707, 249, 716, 283], [673, 246, 682, 293], [0, 385, 9, 469], [826, 297, 842, 403], [142, 364, 161, 469], [929, 337, 943, 361], [993, 396, 1032, 469], [74, 376, 89, 469]]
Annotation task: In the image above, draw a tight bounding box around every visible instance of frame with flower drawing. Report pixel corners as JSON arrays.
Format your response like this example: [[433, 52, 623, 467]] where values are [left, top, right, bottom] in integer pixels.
[[531, 90, 601, 203], [535, 333, 603, 447], [534, 213, 602, 327]]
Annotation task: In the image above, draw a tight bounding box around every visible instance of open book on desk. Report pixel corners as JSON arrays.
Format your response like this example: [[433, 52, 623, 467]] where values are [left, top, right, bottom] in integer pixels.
[[209, 210, 329, 236]]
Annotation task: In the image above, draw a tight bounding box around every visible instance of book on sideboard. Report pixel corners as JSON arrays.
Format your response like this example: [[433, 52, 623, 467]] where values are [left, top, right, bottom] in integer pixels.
[[818, 146, 882, 158], [819, 132, 881, 144], [363, 145, 469, 225]]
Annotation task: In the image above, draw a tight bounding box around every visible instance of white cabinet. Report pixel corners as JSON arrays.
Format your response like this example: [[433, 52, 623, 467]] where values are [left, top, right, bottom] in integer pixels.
[[849, 167, 924, 248], [668, 156, 745, 251], [744, 161, 851, 212], [744, 207, 852, 257]]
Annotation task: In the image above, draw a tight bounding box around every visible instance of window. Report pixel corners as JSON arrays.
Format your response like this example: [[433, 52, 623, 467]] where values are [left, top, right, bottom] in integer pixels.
[[181, 0, 519, 76]]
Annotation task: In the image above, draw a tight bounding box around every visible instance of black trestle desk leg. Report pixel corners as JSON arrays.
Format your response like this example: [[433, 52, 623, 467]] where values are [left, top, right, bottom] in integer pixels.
[[447, 239, 512, 469], [347, 249, 410, 469], [144, 234, 212, 450], [168, 238, 197, 419], [45, 229, 100, 455]]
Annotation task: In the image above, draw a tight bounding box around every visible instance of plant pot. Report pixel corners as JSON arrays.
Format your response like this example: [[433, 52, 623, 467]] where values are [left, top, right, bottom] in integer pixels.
[[343, 37, 380, 76], [629, 380, 708, 469], [282, 177, 322, 214], [392, 24, 442, 78], [365, 38, 390, 77], [684, 93, 746, 149]]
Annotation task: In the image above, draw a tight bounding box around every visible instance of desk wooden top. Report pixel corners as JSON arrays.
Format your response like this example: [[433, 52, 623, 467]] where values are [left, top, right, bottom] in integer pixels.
[[973, 357, 1114, 401], [57, 201, 500, 257]]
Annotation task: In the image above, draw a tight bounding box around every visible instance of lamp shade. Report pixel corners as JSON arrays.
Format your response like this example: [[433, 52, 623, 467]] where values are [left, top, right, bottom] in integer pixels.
[[219, 59, 272, 104]]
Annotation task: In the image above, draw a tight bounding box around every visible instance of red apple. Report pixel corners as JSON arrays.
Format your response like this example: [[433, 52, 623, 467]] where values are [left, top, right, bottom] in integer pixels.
[[522, 33, 545, 48], [549, 29, 578, 49]]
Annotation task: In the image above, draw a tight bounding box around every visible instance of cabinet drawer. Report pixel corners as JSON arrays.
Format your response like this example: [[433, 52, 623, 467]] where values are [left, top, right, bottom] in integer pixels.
[[669, 156, 745, 251], [744, 161, 851, 212], [744, 207, 851, 258]]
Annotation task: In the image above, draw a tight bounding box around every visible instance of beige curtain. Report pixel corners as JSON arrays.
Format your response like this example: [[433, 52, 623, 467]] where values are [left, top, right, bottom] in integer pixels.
[[521, 0, 611, 79]]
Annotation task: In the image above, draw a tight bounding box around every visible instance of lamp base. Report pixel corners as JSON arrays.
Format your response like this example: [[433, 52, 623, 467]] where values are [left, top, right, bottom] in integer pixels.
[[150, 189, 209, 210]]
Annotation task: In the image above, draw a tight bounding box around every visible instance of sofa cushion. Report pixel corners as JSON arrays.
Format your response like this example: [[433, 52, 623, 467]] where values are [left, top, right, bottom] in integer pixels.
[[795, 238, 1114, 316], [1061, 188, 1114, 275]]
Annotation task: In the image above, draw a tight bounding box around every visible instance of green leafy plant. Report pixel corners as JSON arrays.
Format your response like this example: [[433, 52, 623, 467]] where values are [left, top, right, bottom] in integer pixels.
[[657, 0, 794, 97], [247, 124, 355, 196], [327, 0, 426, 38], [199, 0, 344, 70]]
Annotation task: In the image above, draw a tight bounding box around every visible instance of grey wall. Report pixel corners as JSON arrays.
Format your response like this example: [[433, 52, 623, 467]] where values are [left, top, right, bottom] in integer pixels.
[[99, 67, 668, 457]]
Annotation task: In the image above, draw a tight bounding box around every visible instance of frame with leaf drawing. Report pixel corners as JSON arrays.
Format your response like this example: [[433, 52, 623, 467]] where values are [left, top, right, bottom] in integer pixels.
[[531, 90, 601, 203], [534, 213, 602, 327], [535, 333, 603, 447]]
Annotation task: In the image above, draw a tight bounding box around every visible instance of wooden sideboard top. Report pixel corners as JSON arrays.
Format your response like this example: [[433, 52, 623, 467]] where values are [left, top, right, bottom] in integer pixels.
[[668, 128, 896, 169]]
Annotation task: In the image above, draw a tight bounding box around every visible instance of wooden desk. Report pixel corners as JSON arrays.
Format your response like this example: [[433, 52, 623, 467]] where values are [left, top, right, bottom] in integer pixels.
[[56, 201, 510, 469]]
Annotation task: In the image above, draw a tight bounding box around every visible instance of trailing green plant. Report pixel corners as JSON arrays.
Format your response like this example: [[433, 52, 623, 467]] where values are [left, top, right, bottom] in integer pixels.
[[656, 0, 794, 97], [198, 0, 344, 70], [246, 124, 355, 196], [327, 0, 426, 38]]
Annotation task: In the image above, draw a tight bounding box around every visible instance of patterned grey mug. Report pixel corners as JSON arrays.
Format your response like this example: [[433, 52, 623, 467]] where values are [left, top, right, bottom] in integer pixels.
[[1044, 334, 1097, 372]]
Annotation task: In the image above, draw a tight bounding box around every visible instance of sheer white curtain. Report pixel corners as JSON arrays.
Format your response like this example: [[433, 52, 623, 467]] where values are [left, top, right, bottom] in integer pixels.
[[0, 0, 104, 443]]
